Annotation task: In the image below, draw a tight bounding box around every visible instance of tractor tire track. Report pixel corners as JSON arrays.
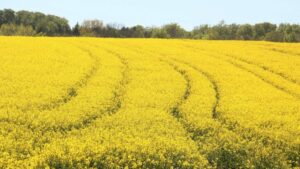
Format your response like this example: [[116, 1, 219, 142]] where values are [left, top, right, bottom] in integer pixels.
[[96, 43, 299, 167], [168, 58, 220, 119], [14, 46, 101, 113], [169, 57, 299, 168], [160, 59, 210, 161], [182, 45, 300, 100], [264, 47, 300, 57], [161, 60, 191, 119], [227, 60, 300, 99], [224, 53, 300, 86], [60, 48, 130, 133], [0, 48, 129, 135], [0, 47, 130, 164], [184, 44, 300, 86]]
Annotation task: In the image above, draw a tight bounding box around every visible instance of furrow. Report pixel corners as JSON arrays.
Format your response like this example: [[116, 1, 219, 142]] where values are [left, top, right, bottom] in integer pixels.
[[171, 57, 299, 168], [184, 44, 300, 86]]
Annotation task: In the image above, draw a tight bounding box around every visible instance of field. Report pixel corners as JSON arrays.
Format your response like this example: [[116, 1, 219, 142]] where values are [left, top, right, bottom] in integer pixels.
[[0, 37, 299, 168]]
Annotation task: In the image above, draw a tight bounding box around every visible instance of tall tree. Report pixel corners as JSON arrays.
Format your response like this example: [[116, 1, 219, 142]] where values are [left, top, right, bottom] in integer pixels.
[[162, 23, 186, 38], [236, 24, 254, 40], [253, 22, 277, 40], [2, 9, 15, 24], [72, 23, 80, 36]]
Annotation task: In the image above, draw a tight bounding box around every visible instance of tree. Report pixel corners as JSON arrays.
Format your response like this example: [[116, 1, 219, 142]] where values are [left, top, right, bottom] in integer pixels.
[[226, 24, 239, 39], [0, 24, 36, 36], [236, 24, 254, 40], [0, 24, 17, 35], [80, 19, 105, 36], [2, 9, 15, 24], [151, 27, 170, 38], [72, 23, 80, 36], [193, 23, 238, 40], [81, 19, 104, 30], [16, 25, 36, 36], [278, 24, 300, 42], [207, 21, 229, 40], [131, 25, 145, 38], [162, 23, 186, 38], [0, 10, 4, 25], [253, 22, 277, 40], [265, 31, 284, 42], [192, 25, 210, 39], [16, 11, 33, 26]]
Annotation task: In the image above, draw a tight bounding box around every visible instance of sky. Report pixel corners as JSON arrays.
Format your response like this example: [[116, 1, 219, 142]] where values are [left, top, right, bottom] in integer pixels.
[[0, 0, 299, 30]]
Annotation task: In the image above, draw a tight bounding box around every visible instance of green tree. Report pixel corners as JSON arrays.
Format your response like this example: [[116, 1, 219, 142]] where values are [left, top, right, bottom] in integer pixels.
[[253, 22, 277, 40], [151, 27, 170, 38], [2, 9, 15, 24], [192, 25, 210, 39], [265, 31, 284, 42], [162, 23, 186, 38], [236, 24, 254, 40], [0, 24, 17, 35], [0, 10, 4, 25], [16, 25, 36, 36], [16, 11, 33, 26], [131, 25, 145, 38], [72, 23, 80, 36]]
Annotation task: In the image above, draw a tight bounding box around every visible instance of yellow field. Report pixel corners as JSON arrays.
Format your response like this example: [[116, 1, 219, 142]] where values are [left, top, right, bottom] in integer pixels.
[[0, 37, 299, 168]]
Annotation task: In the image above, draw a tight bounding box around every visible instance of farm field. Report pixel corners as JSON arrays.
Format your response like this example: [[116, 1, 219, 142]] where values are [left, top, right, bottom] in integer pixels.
[[0, 37, 299, 168]]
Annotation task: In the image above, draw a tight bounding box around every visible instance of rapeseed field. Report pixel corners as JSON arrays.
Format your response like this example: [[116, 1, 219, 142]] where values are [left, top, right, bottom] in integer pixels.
[[0, 37, 299, 168]]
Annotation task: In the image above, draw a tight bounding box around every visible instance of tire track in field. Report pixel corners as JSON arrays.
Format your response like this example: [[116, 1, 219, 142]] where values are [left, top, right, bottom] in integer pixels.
[[0, 48, 129, 134], [169, 57, 299, 168], [112, 43, 212, 156], [117, 43, 220, 120], [217, 55, 300, 100], [161, 60, 192, 119], [63, 48, 130, 132], [50, 48, 129, 132], [264, 47, 300, 57], [227, 60, 300, 99], [0, 46, 100, 125], [182, 45, 300, 100], [167, 58, 220, 119], [0, 47, 130, 164], [183, 44, 300, 86], [40, 43, 130, 133], [224, 53, 300, 86], [160, 58, 228, 166], [16, 46, 100, 113]]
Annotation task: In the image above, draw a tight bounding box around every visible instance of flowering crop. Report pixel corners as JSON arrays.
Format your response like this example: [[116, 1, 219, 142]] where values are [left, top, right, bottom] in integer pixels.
[[0, 37, 299, 168]]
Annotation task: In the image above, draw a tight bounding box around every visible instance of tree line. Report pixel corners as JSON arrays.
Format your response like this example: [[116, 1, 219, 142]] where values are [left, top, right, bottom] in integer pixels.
[[1, 9, 300, 42], [0, 9, 70, 36]]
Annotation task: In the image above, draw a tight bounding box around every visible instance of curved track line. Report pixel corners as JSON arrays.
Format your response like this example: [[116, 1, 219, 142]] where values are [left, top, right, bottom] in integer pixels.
[[182, 45, 300, 100], [184, 44, 300, 86], [262, 46, 300, 57], [227, 60, 300, 99], [0, 47, 131, 164], [0, 48, 129, 134], [161, 60, 191, 119], [169, 58, 220, 119], [12, 45, 101, 113], [38, 47, 100, 111], [170, 57, 299, 167], [224, 53, 300, 86]]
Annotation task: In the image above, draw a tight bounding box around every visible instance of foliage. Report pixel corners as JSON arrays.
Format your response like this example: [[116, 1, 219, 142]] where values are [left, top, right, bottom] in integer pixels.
[[0, 9, 71, 36], [1, 9, 300, 42]]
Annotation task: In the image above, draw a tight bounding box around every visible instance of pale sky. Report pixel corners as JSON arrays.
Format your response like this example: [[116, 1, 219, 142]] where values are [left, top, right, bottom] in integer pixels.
[[0, 0, 299, 30]]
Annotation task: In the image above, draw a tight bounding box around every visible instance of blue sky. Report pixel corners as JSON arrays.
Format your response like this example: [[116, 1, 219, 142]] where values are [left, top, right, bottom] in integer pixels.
[[0, 0, 299, 30]]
